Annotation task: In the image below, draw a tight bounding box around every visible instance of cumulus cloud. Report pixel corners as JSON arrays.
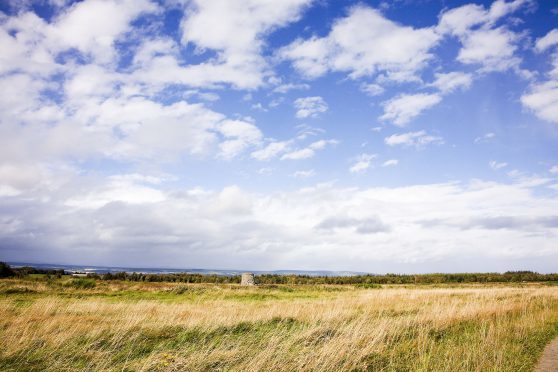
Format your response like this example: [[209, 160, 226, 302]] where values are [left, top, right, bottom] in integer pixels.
[[2, 178, 558, 272], [294, 96, 328, 118], [456, 27, 520, 72], [0, 1, 279, 167], [437, 0, 530, 72], [535, 29, 558, 53], [51, 0, 158, 64], [380, 93, 441, 126], [176, 0, 312, 89], [217, 120, 263, 160], [349, 154, 376, 173], [384, 131, 444, 148], [520, 28, 558, 123], [65, 174, 166, 209], [0, 0, 157, 76], [1, 0, 557, 274], [431, 71, 473, 93], [521, 81, 558, 123], [279, 5, 439, 82]]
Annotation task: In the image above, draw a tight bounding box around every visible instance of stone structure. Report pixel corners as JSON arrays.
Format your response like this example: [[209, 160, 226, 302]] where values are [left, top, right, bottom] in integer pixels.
[[240, 272, 255, 286]]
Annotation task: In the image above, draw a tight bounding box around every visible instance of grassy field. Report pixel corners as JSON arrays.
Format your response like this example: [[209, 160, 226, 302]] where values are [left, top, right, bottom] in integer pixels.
[[1, 277, 558, 371]]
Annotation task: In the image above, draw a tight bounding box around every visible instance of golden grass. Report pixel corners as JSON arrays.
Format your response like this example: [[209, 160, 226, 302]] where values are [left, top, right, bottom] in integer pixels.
[[1, 279, 558, 371]]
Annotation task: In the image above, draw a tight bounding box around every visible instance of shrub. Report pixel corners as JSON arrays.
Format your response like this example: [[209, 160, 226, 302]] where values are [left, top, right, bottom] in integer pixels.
[[67, 278, 96, 289], [0, 262, 15, 278]]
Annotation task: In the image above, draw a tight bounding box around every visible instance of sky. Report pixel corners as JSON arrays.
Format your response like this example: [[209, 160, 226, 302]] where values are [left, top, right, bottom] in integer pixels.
[[0, 0, 557, 273]]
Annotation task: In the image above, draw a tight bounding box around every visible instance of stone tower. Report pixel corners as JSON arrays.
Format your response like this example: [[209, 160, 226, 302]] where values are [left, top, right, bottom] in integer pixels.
[[241, 272, 255, 286]]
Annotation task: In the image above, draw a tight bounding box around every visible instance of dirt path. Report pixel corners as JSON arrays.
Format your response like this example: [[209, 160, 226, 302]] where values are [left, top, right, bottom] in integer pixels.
[[536, 336, 558, 372]]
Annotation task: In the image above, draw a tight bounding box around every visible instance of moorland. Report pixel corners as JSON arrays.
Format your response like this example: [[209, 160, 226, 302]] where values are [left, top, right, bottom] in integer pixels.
[[1, 267, 558, 371]]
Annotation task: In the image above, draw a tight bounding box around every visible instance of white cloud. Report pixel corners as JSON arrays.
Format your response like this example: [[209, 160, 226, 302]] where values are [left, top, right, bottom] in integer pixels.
[[309, 139, 338, 150], [268, 97, 284, 108], [294, 96, 328, 118], [0, 184, 21, 197], [549, 165, 558, 174], [273, 83, 310, 94], [292, 169, 315, 178], [521, 81, 558, 123], [437, 4, 487, 36], [179, 0, 312, 89], [250, 137, 336, 162], [251, 141, 291, 161], [521, 28, 558, 123], [360, 83, 385, 96], [0, 72, 267, 164], [279, 5, 439, 82], [431, 71, 473, 93], [2, 0, 558, 274], [0, 0, 158, 76], [51, 0, 158, 64], [250, 102, 267, 112], [380, 93, 441, 126], [0, 12, 56, 76], [535, 29, 558, 52], [384, 131, 444, 148], [457, 27, 520, 72], [65, 173, 166, 209], [437, 0, 529, 36], [281, 148, 314, 160], [489, 160, 508, 170], [281, 139, 337, 160], [437, 0, 530, 73], [295, 124, 325, 140], [0, 3, 281, 166], [217, 120, 263, 160], [349, 153, 376, 173], [382, 159, 399, 167], [181, 0, 310, 55], [3, 178, 558, 272], [474, 132, 496, 144]]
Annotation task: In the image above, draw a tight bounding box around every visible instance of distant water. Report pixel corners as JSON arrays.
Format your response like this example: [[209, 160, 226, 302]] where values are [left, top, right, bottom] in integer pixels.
[[7, 262, 369, 277]]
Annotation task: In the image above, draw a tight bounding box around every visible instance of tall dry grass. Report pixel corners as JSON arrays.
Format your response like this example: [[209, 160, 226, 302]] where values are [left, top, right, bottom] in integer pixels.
[[1, 280, 558, 371]]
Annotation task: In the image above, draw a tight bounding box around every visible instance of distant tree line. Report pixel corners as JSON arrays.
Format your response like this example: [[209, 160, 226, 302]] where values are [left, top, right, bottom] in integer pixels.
[[91, 271, 241, 283], [1, 262, 557, 284], [254, 272, 558, 285], [60, 270, 558, 285], [0, 262, 65, 278]]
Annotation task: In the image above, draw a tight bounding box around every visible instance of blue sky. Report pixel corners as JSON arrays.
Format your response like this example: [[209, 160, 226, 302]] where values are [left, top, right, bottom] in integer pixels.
[[0, 0, 557, 273]]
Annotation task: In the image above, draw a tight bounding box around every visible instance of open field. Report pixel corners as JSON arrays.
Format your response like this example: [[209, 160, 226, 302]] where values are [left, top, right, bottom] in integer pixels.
[[1, 278, 558, 371]]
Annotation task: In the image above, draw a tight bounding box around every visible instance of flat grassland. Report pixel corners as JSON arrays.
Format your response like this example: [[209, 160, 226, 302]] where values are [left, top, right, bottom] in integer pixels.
[[1, 278, 558, 371]]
